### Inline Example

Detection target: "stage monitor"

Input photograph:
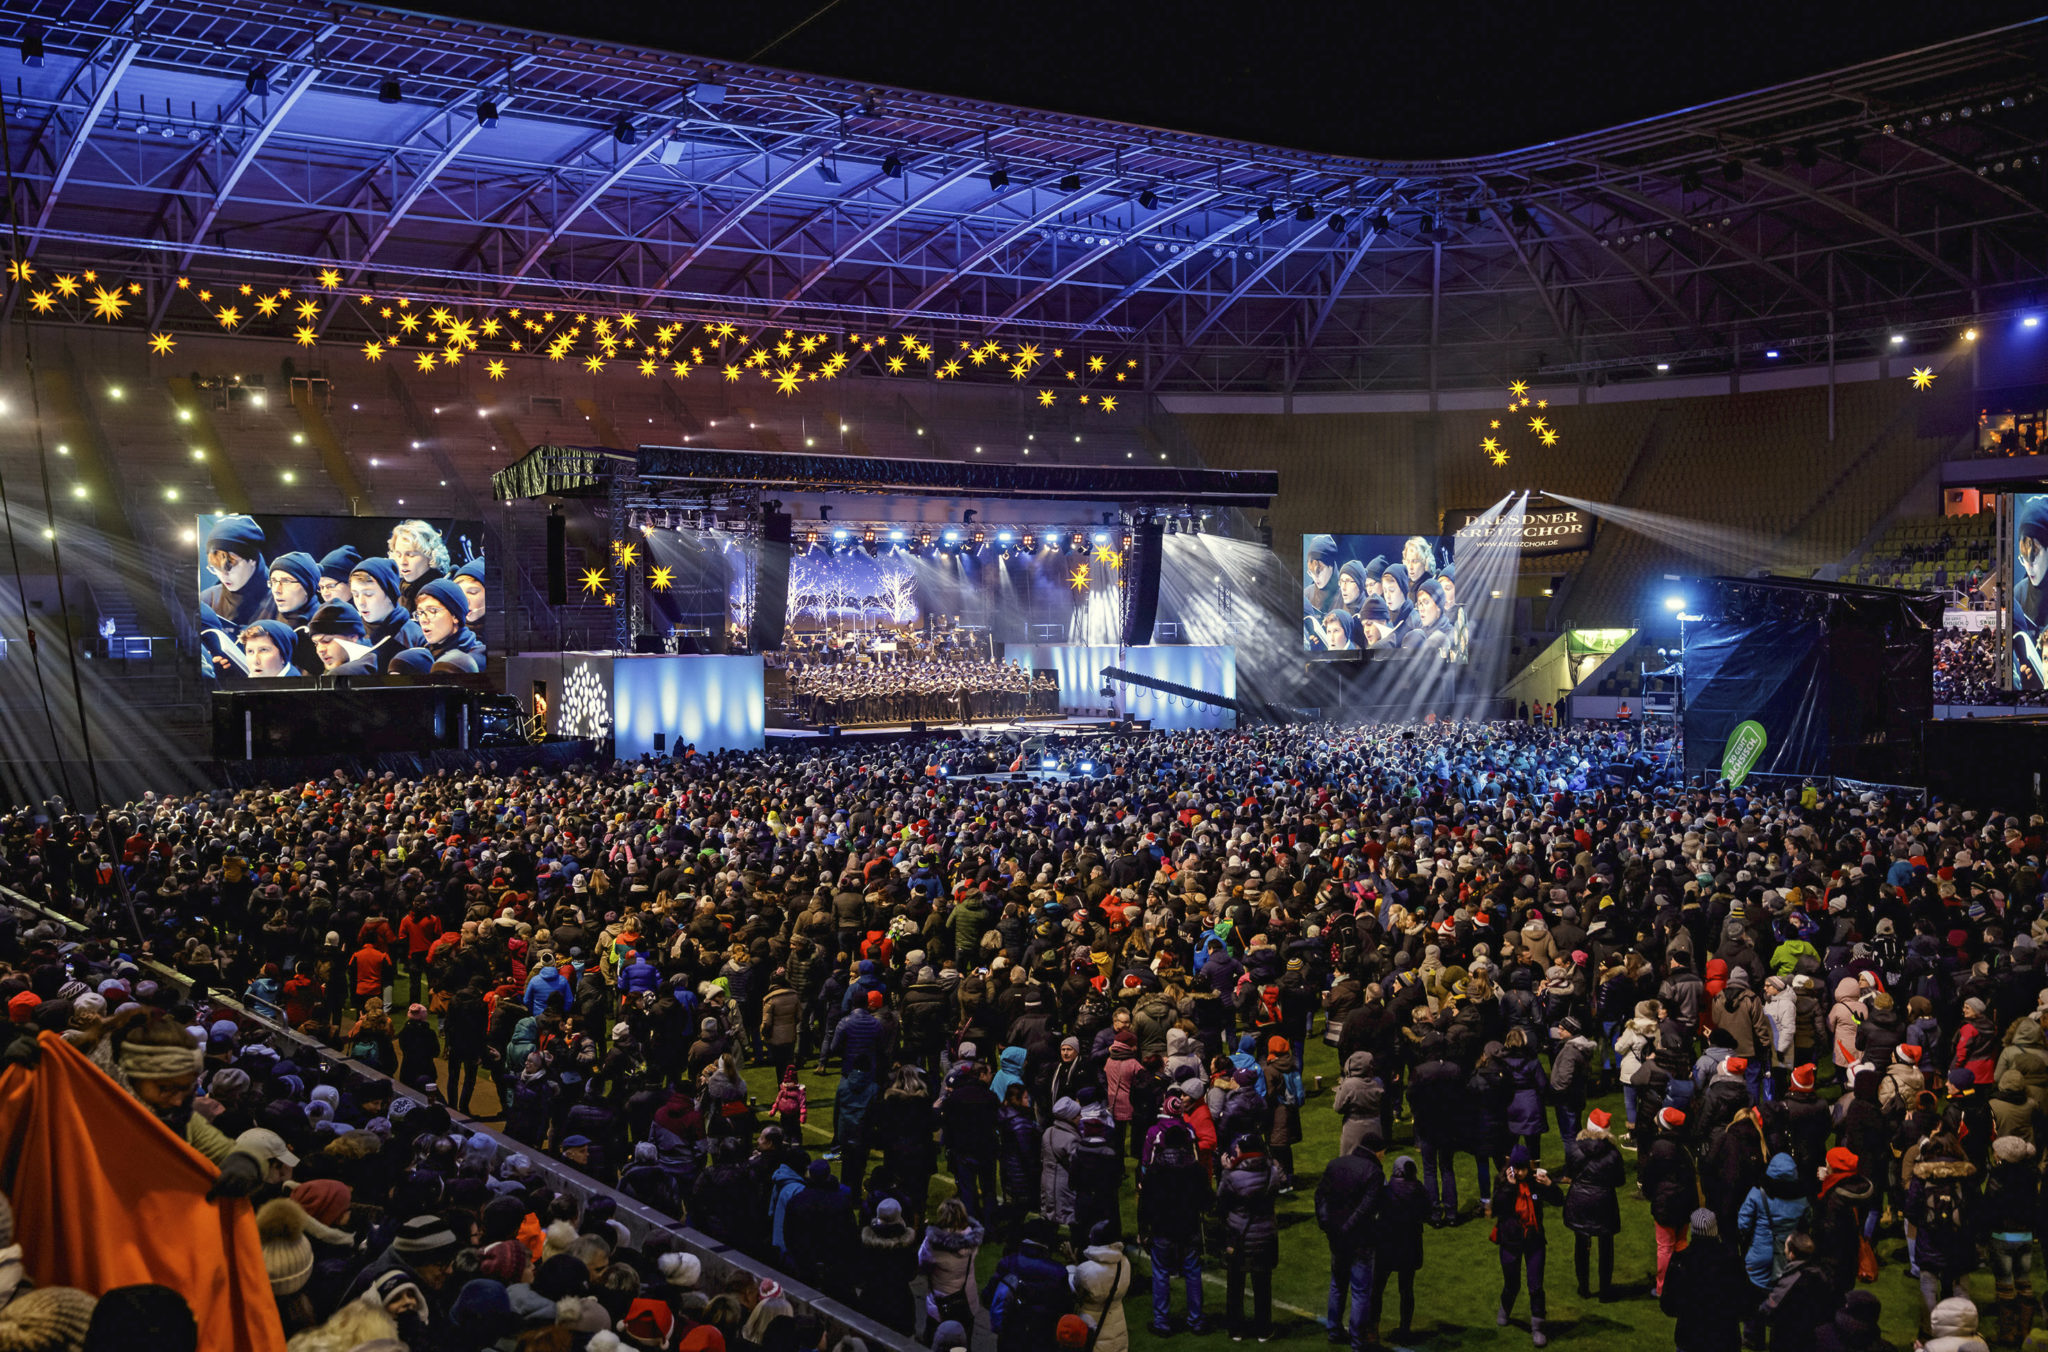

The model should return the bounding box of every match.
[1301,532,1467,661]
[2013,492,2048,691]
[197,514,489,682]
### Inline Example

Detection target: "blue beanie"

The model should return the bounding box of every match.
[318,545,361,585]
[239,619,298,665]
[349,556,403,604]
[268,551,320,599]
[305,602,367,640]
[453,556,486,585]
[205,514,265,559]
[416,578,470,628]
[387,648,434,674]
[2020,497,2048,546]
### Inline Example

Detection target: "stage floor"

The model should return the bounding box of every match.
[765,714,1127,742]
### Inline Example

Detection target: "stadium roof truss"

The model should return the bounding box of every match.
[0,0,2045,394]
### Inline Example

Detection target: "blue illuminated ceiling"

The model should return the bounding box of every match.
[0,0,2045,392]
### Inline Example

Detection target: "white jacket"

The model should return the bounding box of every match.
[1070,1242,1133,1352]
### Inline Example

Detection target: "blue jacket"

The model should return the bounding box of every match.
[1736,1153,1810,1287]
[768,1163,807,1255]
[524,965,571,1017]
[990,1046,1028,1104]
[618,956,661,995]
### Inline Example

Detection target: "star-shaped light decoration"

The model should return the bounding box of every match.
[602,592,616,607]
[1088,355,1106,372]
[671,361,690,378]
[1068,563,1091,590]
[148,332,176,355]
[584,355,606,373]
[639,358,657,376]
[481,318,502,338]
[968,348,989,366]
[430,306,453,327]
[886,356,906,374]
[1909,366,1937,390]
[254,293,281,317]
[1482,436,1500,454]
[580,567,608,595]
[1540,429,1560,446]
[1094,544,1119,563]
[215,305,242,329]
[1491,448,1511,467]
[53,274,79,297]
[89,286,129,321]
[362,340,384,361]
[1016,343,1041,365]
[940,359,962,379]
[1011,363,1030,381]
[26,290,54,313]
[1099,395,1118,412]
[1528,416,1548,433]
[294,326,317,347]
[486,359,507,380]
[440,347,462,366]
[649,566,674,592]
[398,312,421,334]
[317,267,342,289]
[1078,394,1091,405]
[1509,379,1529,397]
[415,351,437,371]
[5,261,32,282]
[1537,399,1549,409]
[723,365,742,382]
[774,367,804,396]
[238,283,253,296]
[1490,419,1501,429]
[295,300,319,319]
[1038,390,1057,407]
[616,543,639,568]
[127,281,142,295]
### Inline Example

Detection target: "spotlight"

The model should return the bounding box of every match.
[1509,202,1532,228]
[1257,202,1276,223]
[1295,202,1315,222]
[1964,329,1978,341]
[20,25,43,66]
[1078,760,1095,775]
[1138,188,1157,210]
[245,67,269,97]
[943,529,960,544]
[1045,533,1062,547]
[1758,145,1784,169]
[805,529,818,546]
[1092,531,1109,546]
[832,528,850,542]
[1721,158,1744,182]
[971,530,985,549]
[882,154,903,177]
[996,530,1014,544]
[1059,172,1081,191]
[1327,212,1346,233]
[1464,206,1480,225]
[988,166,1009,190]
[1890,333,1906,344]
[1664,595,1687,612]
[1655,362,1670,372]
[1370,212,1392,232]
[2026,316,2042,329]
[1765,349,1779,358]
[1041,759,1057,770]
[477,97,499,128]
[613,116,637,145]
[889,528,906,542]
[1021,533,1036,552]
[378,75,403,104]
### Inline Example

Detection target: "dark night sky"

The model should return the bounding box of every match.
[413,0,2046,159]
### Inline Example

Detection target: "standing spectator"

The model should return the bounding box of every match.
[1068,1224,1131,1352]
[940,1059,1000,1224]
[996,1083,1043,1239]
[1661,1209,1749,1352]
[1906,1133,1979,1319]
[917,1197,983,1332]
[858,1197,920,1337]
[1641,1107,1698,1295]
[1738,1154,1811,1346]
[1374,1154,1431,1343]
[1562,1109,1625,1301]
[1981,1135,2038,1343]
[1408,1035,1468,1225]
[988,1219,1073,1352]
[1137,1119,1211,1335]
[395,1003,439,1091]
[1491,1144,1563,1347]
[1501,1029,1550,1161]
[1215,1134,1284,1342]
[1316,1126,1386,1348]
[1756,1233,1839,1351]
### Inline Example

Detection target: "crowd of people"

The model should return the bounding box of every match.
[786,660,1054,726]
[0,717,2044,1352]
[1934,629,2012,706]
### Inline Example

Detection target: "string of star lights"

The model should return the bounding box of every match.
[1480,379,1562,468]
[3,256,1136,411]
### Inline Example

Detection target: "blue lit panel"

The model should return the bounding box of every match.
[1121,645,1236,729]
[611,655,765,756]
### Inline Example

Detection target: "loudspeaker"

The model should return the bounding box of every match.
[1121,521,1164,645]
[750,510,793,651]
[632,633,666,654]
[910,720,928,733]
[546,511,567,605]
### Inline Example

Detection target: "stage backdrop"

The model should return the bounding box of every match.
[196,513,488,680]
[507,652,763,756]
[1004,643,1236,729]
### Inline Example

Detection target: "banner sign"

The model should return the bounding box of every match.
[1943,609,1999,631]
[1722,719,1768,787]
[1446,505,1595,555]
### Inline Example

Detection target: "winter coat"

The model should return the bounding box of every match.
[1906,1154,1979,1275]
[1640,1133,1701,1229]
[990,1238,1071,1352]
[1563,1132,1626,1237]
[1549,1034,1597,1108]
[1263,1051,1301,1149]
[1376,1171,1431,1272]
[1040,1099,1081,1224]
[1736,1153,1810,1288]
[1332,1051,1385,1156]
[918,1222,984,1311]
[1068,1243,1132,1352]
[1661,1233,1749,1352]
[997,1104,1042,1208]
[991,1045,1028,1104]
[1616,1017,1658,1084]
[1924,1294,1992,1352]
[1827,979,1865,1068]
[1315,1147,1387,1249]
[1214,1153,1284,1270]
[859,1217,921,1334]
[1489,1172,1563,1253]
[1710,985,1770,1060]
[1502,1044,1549,1137]
[1469,1061,1515,1156]
[1104,1043,1141,1123]
[1998,1018,2048,1111]
[1813,1173,1876,1295]
[1763,988,1798,1068]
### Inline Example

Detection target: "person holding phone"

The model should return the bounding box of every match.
[1492,1143,1564,1347]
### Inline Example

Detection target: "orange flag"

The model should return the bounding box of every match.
[0,1032,286,1352]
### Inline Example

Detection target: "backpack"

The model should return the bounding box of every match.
[1919,1175,1967,1236]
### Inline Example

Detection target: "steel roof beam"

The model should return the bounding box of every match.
[774,160,983,315]
[886,175,1115,322]
[992,189,1221,325]
[22,4,153,257]
[644,148,827,295]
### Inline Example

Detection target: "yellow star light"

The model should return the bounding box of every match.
[509,340,522,352]
[1537,398,1549,409]
[4,261,31,282]
[580,567,608,595]
[89,286,129,321]
[415,351,437,372]
[1909,366,1937,390]
[278,287,291,297]
[1068,563,1090,590]
[484,359,507,380]
[176,277,191,290]
[53,274,79,297]
[619,313,638,331]
[1540,429,1560,446]
[1011,363,1030,380]
[441,347,462,366]
[1066,371,1076,380]
[381,307,393,319]
[481,318,502,337]
[1038,390,1056,407]
[1053,348,1064,358]
[359,293,372,303]
[295,300,318,319]
[362,340,384,361]
[1482,437,1500,453]
[294,325,317,347]
[671,361,690,378]
[649,565,674,592]
[1088,355,1106,372]
[1509,380,1529,397]
[1127,359,1137,368]
[1016,343,1041,364]
[80,269,96,282]
[723,364,742,382]
[253,293,281,316]
[215,305,242,329]
[1078,394,1091,405]
[26,290,54,314]
[1100,395,1118,412]
[148,332,176,355]
[1490,419,1501,429]
[443,318,474,346]
[798,336,818,354]
[941,359,963,378]
[967,347,989,366]
[1095,544,1119,563]
[429,306,453,327]
[774,366,804,395]
[1491,449,1511,467]
[234,283,250,296]
[317,267,342,290]
[602,592,616,607]
[398,312,421,334]
[198,289,212,302]
[128,282,141,295]
[617,543,639,567]
[584,355,606,373]
[886,355,906,373]
[1528,416,1548,432]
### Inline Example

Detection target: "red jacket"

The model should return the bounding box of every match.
[398,913,443,959]
[350,945,394,997]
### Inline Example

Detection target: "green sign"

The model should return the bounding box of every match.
[1722,720,1768,787]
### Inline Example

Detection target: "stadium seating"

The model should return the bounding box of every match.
[1839,512,1994,598]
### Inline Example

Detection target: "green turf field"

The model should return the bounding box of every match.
[742,1034,1979,1348]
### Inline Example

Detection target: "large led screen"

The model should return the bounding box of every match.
[197,514,488,680]
[1301,532,1466,660]
[2014,493,2048,691]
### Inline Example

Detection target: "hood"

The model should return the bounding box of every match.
[773,1163,805,1188]
[1052,1096,1081,1124]
[862,1221,916,1250]
[2011,1019,2045,1050]
[1343,1051,1375,1078]
[1834,977,1863,1002]
[1081,1242,1125,1264]
[1765,1152,1798,1183]
[1930,1295,1979,1340]
[923,1222,984,1254]
[998,1046,1028,1073]
[1912,1155,1978,1182]
[1166,1028,1193,1056]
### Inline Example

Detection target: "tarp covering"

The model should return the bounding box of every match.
[1680,619,1833,781]
[0,1032,286,1352]
[490,444,631,501]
